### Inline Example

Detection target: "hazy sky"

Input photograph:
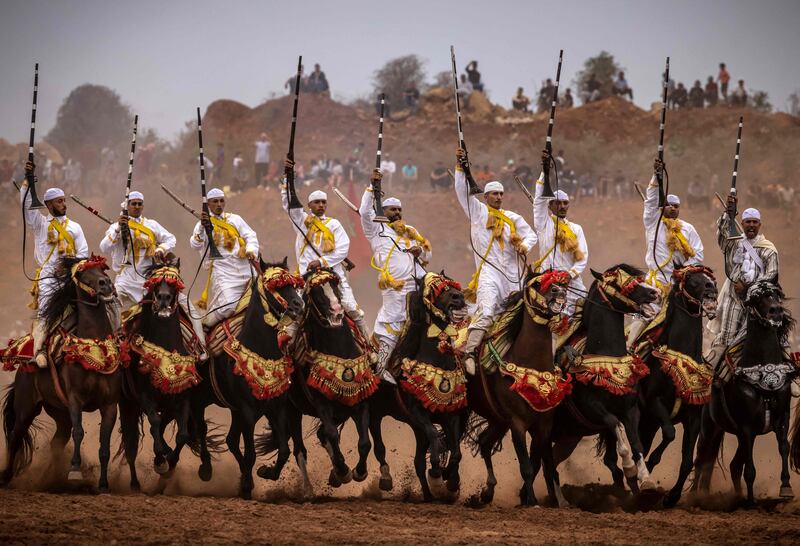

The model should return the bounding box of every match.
[1,0,798,143]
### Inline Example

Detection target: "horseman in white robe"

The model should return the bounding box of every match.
[360,169,432,382]
[454,149,537,374]
[707,199,779,379]
[21,161,89,368]
[189,187,259,327]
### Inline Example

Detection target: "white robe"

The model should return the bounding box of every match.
[533,173,588,315]
[454,169,537,330]
[189,212,259,325]
[280,186,357,313]
[21,185,89,316]
[99,216,176,305]
[643,176,704,288]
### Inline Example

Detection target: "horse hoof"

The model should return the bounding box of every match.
[446,477,460,493]
[352,468,368,483]
[154,461,170,475]
[340,468,353,485]
[780,486,795,499]
[198,464,213,482]
[429,474,445,497]
[98,483,110,493]
[662,489,680,508]
[240,490,252,501]
[130,482,141,493]
[640,479,656,491]
[480,487,495,505]
[379,477,394,492]
[328,469,342,488]
[67,470,83,482]
[257,465,278,481]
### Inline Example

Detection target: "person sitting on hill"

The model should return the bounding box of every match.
[612,71,633,100]
[671,83,689,109]
[731,80,748,107]
[581,73,602,104]
[538,79,556,112]
[561,88,574,108]
[689,80,705,108]
[704,76,719,107]
[512,87,531,112]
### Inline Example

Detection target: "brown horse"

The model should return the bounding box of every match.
[467,269,573,506]
[2,256,126,491]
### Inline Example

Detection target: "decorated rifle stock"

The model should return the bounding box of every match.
[197,107,222,259]
[728,116,744,238]
[285,55,303,210]
[541,49,564,198]
[450,46,482,196]
[26,63,44,210]
[372,93,389,223]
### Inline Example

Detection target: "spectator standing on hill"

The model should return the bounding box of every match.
[689,80,705,108]
[254,133,271,188]
[215,142,225,181]
[285,64,305,93]
[401,159,418,191]
[457,74,473,109]
[232,152,247,190]
[538,79,555,112]
[403,82,421,112]
[429,162,449,191]
[465,61,483,92]
[582,73,601,104]
[512,87,531,112]
[380,153,397,187]
[612,71,634,100]
[308,64,329,95]
[704,77,719,107]
[717,63,731,102]
[671,83,688,109]
[561,88,574,108]
[731,80,748,107]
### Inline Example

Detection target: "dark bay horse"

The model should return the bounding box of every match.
[635,265,717,507]
[2,256,127,491]
[283,268,377,491]
[694,281,799,505]
[467,269,573,507]
[551,264,660,494]
[368,271,469,500]
[118,258,204,489]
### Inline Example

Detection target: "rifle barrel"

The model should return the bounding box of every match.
[26,63,44,209]
[541,49,563,198]
[197,107,222,259]
[285,55,303,209]
[372,93,389,222]
[70,195,113,224]
[450,45,482,195]
[120,115,138,263]
[727,117,744,237]
[656,57,670,207]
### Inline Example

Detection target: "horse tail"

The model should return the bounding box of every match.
[115,397,144,462]
[187,418,226,457]
[2,385,35,475]
[255,423,279,457]
[595,432,610,458]
[464,412,503,456]
[789,401,800,472]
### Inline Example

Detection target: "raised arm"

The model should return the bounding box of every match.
[99,222,119,255]
[533,171,554,235]
[454,167,486,224]
[359,187,379,239]
[19,182,45,230]
[643,175,661,229]
[514,214,538,255]
[280,180,307,232]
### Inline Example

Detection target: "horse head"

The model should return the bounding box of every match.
[143,255,183,319]
[672,265,718,319]
[69,255,115,305]
[303,267,344,328]
[526,268,571,317]
[420,271,467,325]
[745,281,793,333]
[590,264,659,316]
[258,256,305,323]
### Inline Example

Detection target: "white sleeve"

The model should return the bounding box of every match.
[73,226,89,258]
[532,171,553,236]
[99,222,120,255]
[686,225,704,265]
[236,216,259,254]
[515,214,537,254]
[190,221,206,251]
[572,225,589,277]
[359,188,379,239]
[20,184,45,231]
[323,220,349,269]
[152,220,176,252]
[643,175,660,229]
[454,168,486,225]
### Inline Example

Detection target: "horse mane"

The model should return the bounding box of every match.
[389,290,425,365]
[40,256,85,332]
[746,282,796,345]
[611,263,646,278]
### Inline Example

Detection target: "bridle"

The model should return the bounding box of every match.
[303,269,342,329]
[70,256,112,308]
[595,268,647,312]
[421,272,462,323]
[523,270,570,327]
[143,265,185,316]
[746,286,786,329]
[257,266,304,327]
[672,265,716,318]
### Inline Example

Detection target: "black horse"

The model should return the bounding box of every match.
[368,271,469,500]
[552,264,660,494]
[635,265,717,507]
[118,257,204,490]
[280,267,377,492]
[694,281,799,505]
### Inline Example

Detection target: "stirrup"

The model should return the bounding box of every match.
[464,355,476,376]
[32,351,48,369]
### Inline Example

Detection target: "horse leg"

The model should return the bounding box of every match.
[352,404,371,482]
[510,418,537,506]
[416,408,444,496]
[621,408,656,491]
[664,413,700,508]
[67,396,85,482]
[443,414,464,494]
[412,427,433,501]
[237,409,258,500]
[369,412,393,491]
[601,431,625,492]
[117,397,142,491]
[191,398,213,481]
[693,406,724,493]
[317,406,350,486]
[644,400,676,472]
[477,423,506,505]
[289,408,314,500]
[0,384,42,486]
[730,442,745,497]
[775,412,794,498]
[44,406,71,470]
[226,415,244,466]
[140,391,170,475]
[740,429,757,506]
[167,398,192,471]
[256,405,291,481]
[97,402,117,492]
[533,422,567,507]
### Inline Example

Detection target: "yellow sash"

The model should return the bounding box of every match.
[210,215,246,258]
[646,218,695,288]
[30,219,76,309]
[302,215,335,254]
[388,220,431,253]
[533,216,584,271]
[465,208,523,303]
[370,246,404,290]
[128,218,156,263]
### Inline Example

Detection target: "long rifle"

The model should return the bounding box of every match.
[541,49,564,198]
[197,107,222,259]
[450,46,482,195]
[727,116,744,238]
[656,57,670,207]
[371,93,389,223]
[714,192,744,235]
[120,115,138,264]
[161,183,201,219]
[70,195,113,224]
[285,55,303,209]
[26,63,44,209]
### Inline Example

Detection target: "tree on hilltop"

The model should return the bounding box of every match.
[750,90,772,113]
[373,55,427,113]
[573,51,623,104]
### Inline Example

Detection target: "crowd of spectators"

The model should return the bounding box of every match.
[284,63,330,96]
[668,63,749,109]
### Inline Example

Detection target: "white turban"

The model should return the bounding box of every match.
[128,191,144,201]
[308,190,327,202]
[742,207,761,221]
[666,194,680,206]
[207,188,225,199]
[553,190,569,201]
[383,197,401,207]
[484,181,504,193]
[43,188,64,201]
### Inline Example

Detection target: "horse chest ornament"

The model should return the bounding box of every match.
[126,335,201,394]
[400,358,467,412]
[223,338,293,400]
[306,350,379,406]
[652,346,713,404]
[735,363,796,392]
[570,354,649,395]
[63,334,128,374]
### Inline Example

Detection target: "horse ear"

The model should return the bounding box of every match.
[526,264,534,279]
[259,255,267,269]
[439,269,445,276]
[590,268,603,281]
[280,256,288,269]
[175,257,181,270]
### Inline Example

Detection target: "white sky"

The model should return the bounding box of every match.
[1,0,798,142]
